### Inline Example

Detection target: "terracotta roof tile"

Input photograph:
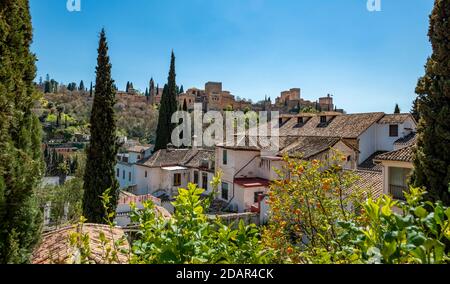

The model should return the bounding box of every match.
[375,145,415,163]
[32,224,130,264]
[394,132,417,147]
[280,136,341,159]
[378,114,413,124]
[278,112,385,138]
[353,170,384,200]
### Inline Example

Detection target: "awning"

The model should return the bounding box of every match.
[162,166,188,171]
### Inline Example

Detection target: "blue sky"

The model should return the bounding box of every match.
[30,0,434,113]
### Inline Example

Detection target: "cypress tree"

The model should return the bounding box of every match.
[411,98,420,122]
[126,81,130,93]
[79,80,85,91]
[154,52,178,151]
[412,0,450,205]
[394,104,401,114]
[179,85,184,94]
[82,29,120,223]
[0,0,44,263]
[89,81,93,97]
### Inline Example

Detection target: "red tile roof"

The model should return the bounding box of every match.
[32,224,130,264]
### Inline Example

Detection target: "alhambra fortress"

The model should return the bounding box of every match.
[119,80,339,114]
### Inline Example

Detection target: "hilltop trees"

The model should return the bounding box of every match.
[155,52,178,151]
[412,0,450,205]
[82,29,120,223]
[0,0,44,263]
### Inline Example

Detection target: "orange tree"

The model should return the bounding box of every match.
[262,153,367,264]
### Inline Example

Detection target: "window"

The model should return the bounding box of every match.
[389,125,399,137]
[117,168,120,177]
[145,171,148,178]
[122,170,125,180]
[202,173,208,191]
[173,173,181,187]
[254,192,264,203]
[129,172,132,182]
[297,117,303,125]
[223,150,228,165]
[222,183,229,200]
[320,116,327,124]
[194,171,199,184]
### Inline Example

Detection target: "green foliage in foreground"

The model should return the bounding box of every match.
[337,188,450,264]
[130,183,273,264]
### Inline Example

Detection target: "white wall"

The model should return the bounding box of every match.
[358,124,378,164]
[230,185,268,213]
[376,118,416,152]
[217,148,260,184]
[115,163,134,189]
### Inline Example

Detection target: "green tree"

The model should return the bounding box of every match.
[0,0,44,264]
[89,82,93,97]
[182,99,188,111]
[394,104,401,114]
[262,154,365,264]
[413,0,450,205]
[154,51,178,151]
[79,80,85,92]
[82,29,119,224]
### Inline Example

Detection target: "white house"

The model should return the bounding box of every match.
[115,145,153,190]
[374,133,416,201]
[132,148,216,197]
[216,112,417,214]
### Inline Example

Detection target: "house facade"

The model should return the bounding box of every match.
[374,134,416,201]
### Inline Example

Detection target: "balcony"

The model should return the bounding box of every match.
[389,185,409,201]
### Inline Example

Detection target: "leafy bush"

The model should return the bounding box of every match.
[130,183,273,264]
[262,154,366,264]
[338,188,450,264]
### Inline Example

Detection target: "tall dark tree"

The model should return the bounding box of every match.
[394,104,401,114]
[179,85,184,94]
[126,81,130,93]
[155,52,178,151]
[82,29,120,223]
[412,0,450,205]
[44,74,51,93]
[79,80,85,91]
[182,99,188,112]
[0,0,44,263]
[89,81,93,97]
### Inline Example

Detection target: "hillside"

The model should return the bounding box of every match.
[34,91,159,144]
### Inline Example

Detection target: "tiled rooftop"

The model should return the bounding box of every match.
[32,224,130,264]
[278,112,385,138]
[378,113,414,125]
[358,151,387,172]
[280,136,342,159]
[375,145,415,163]
[353,170,384,200]
[394,132,417,148]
